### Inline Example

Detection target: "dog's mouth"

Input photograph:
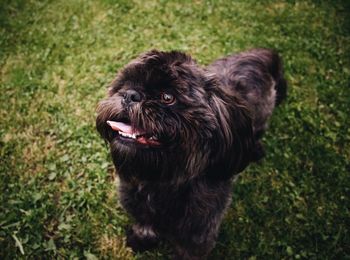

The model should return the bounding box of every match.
[107,121,161,147]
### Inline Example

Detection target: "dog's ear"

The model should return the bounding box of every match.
[205,78,254,179]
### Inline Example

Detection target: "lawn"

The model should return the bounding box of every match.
[0,0,349,259]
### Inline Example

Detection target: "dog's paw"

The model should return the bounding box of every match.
[126,224,159,252]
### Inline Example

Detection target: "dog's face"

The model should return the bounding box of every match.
[96,50,253,182]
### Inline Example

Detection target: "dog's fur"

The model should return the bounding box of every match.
[96,48,286,259]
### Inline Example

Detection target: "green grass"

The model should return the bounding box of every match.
[0,0,349,258]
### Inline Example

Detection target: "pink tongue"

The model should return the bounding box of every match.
[107,121,133,134]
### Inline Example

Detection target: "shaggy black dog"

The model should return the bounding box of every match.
[96,49,286,259]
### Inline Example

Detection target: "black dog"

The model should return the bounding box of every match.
[96,49,286,259]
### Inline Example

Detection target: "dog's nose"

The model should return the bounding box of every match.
[123,90,142,104]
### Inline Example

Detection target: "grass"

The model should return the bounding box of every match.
[0,0,349,258]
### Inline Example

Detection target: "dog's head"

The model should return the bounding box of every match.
[96,50,253,182]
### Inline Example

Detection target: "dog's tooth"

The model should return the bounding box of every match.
[121,132,135,139]
[118,130,143,140]
[121,132,128,138]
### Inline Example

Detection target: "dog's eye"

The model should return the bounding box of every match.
[160,93,175,105]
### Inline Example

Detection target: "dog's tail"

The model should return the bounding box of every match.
[269,50,287,106]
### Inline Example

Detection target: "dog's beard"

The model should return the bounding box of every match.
[96,94,216,182]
